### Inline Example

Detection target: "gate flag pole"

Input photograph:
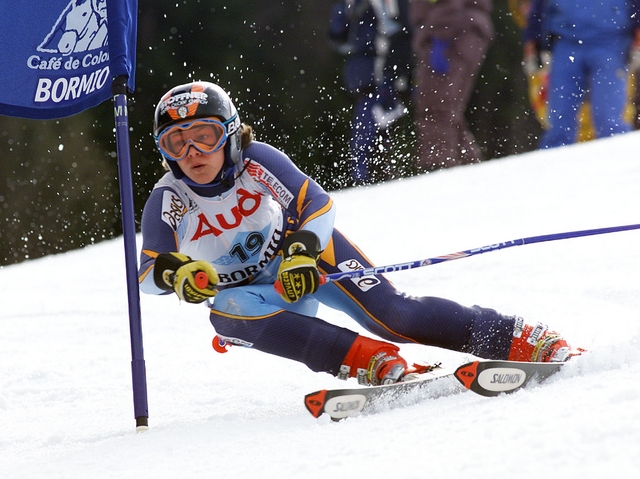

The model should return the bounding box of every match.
[107,0,148,432]
[111,76,149,431]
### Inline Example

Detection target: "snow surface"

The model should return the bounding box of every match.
[1,132,640,479]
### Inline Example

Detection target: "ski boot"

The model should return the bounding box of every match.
[338,335,406,385]
[508,319,583,363]
[339,335,430,385]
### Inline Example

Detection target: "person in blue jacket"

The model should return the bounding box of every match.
[138,81,580,388]
[523,0,640,148]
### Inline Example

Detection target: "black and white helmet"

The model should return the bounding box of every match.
[153,81,243,171]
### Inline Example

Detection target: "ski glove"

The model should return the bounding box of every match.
[430,39,450,75]
[154,252,219,304]
[277,231,322,303]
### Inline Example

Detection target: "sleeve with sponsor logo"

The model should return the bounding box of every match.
[243,142,335,248]
[138,187,185,295]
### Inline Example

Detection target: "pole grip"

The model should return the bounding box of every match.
[194,271,210,289]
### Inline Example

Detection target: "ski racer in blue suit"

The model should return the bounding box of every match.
[138,81,579,387]
[523,0,640,148]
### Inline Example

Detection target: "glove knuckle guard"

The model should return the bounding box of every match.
[281,231,321,259]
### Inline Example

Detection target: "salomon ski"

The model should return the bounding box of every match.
[304,360,565,420]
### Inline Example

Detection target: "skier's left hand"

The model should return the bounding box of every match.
[276,231,322,303]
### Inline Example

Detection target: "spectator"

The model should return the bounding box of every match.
[523,0,640,149]
[409,0,494,171]
[513,0,593,140]
[329,0,413,185]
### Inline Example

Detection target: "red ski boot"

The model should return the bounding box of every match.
[339,335,410,385]
[508,319,583,363]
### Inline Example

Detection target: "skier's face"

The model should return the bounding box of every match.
[176,143,226,185]
[157,117,229,184]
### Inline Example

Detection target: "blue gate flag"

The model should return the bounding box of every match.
[0,0,146,429]
[0,0,137,120]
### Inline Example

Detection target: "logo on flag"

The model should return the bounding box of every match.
[29,0,110,105]
[0,0,137,120]
[38,0,108,55]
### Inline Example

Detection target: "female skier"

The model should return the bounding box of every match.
[138,81,579,386]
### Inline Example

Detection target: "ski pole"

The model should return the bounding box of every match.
[275,223,640,292]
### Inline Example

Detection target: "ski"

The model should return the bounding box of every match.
[454,359,564,397]
[304,364,461,420]
[304,360,565,420]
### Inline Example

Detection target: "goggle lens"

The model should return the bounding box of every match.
[157,119,228,161]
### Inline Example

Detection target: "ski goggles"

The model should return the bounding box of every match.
[156,118,232,161]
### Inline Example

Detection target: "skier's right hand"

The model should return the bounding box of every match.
[154,252,218,303]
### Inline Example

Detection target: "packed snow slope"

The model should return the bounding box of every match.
[1,132,640,479]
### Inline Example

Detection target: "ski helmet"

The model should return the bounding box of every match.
[153,81,243,181]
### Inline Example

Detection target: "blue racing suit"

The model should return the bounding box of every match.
[139,141,518,377]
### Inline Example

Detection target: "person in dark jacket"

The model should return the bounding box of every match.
[523,0,640,148]
[329,0,413,184]
[409,0,494,171]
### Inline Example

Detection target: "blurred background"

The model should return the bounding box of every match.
[0,0,542,266]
